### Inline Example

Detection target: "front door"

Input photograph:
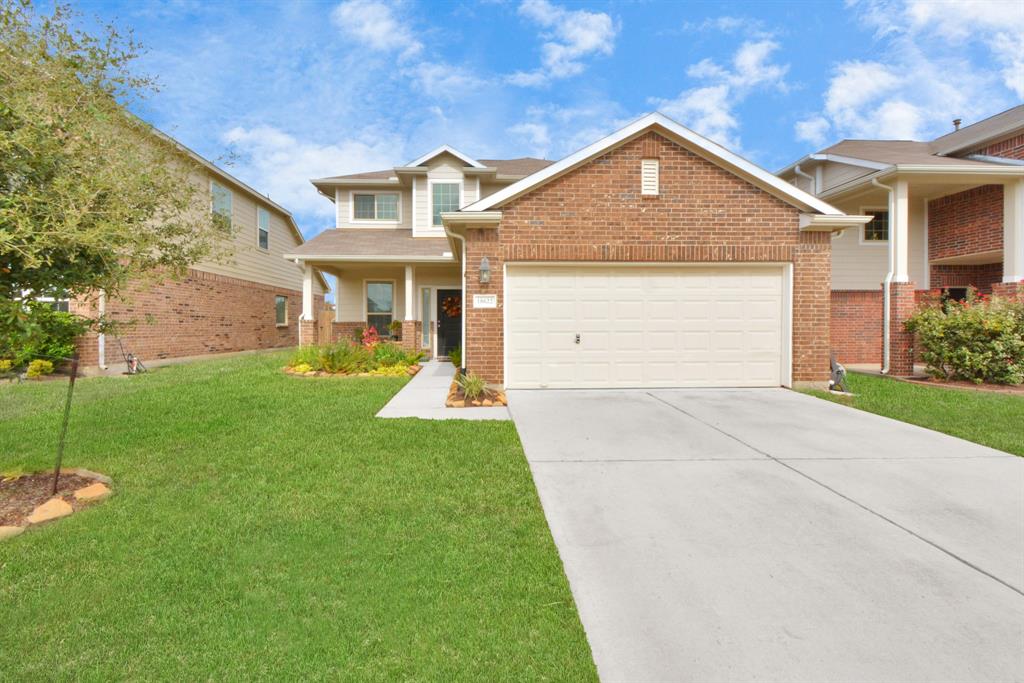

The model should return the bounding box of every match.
[436,289,462,358]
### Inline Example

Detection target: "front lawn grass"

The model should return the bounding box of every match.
[0,352,596,681]
[803,372,1024,456]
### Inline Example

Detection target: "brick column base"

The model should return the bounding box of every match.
[888,282,917,376]
[992,281,1022,300]
[332,321,363,343]
[299,319,317,346]
[400,321,421,351]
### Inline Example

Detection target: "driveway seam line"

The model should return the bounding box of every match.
[646,392,1024,599]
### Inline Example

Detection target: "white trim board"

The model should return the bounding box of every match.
[463,112,844,216]
[407,145,485,169]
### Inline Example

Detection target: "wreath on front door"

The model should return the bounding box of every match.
[442,295,461,318]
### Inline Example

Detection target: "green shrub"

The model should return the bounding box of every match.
[448,346,462,368]
[456,371,487,401]
[319,342,375,374]
[373,342,409,367]
[26,359,54,378]
[367,363,409,376]
[905,291,1024,384]
[291,362,313,374]
[289,345,322,371]
[0,302,89,368]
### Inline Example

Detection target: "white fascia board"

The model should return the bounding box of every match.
[312,178,401,186]
[282,254,455,263]
[464,112,844,216]
[440,210,502,227]
[406,145,485,168]
[799,213,873,231]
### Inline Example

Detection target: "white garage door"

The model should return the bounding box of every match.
[506,265,787,389]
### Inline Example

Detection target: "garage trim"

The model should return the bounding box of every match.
[503,261,794,389]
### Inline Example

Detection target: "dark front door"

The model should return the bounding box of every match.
[436,289,462,358]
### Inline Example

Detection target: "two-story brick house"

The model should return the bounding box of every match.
[288,113,869,389]
[777,104,1024,374]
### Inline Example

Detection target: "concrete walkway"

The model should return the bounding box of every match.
[376,360,510,420]
[510,388,1024,683]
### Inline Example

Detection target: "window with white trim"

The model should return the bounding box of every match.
[641,158,659,195]
[211,180,232,229]
[275,295,288,326]
[353,192,399,221]
[366,281,394,333]
[257,207,270,250]
[863,210,889,242]
[432,182,460,226]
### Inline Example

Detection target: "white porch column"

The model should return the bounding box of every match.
[404,265,415,320]
[301,263,314,320]
[334,272,342,322]
[1004,178,1024,283]
[892,179,911,283]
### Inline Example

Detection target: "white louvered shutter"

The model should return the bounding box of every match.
[641,158,659,195]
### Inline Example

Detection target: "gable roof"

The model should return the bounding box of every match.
[311,157,554,184]
[406,144,485,168]
[931,104,1024,156]
[819,140,1000,167]
[463,112,843,215]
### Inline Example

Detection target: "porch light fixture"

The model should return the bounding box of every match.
[479,256,491,284]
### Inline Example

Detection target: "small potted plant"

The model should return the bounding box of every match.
[388,320,403,341]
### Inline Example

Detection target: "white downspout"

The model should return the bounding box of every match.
[443,224,467,372]
[97,291,107,370]
[872,178,895,374]
[794,164,816,194]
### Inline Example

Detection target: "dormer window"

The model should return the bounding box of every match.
[352,192,399,222]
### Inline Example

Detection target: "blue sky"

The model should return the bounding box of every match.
[76,0,1023,238]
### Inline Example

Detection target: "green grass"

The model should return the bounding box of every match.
[0,352,596,681]
[803,372,1024,456]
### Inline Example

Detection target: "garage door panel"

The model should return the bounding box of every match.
[507,265,785,389]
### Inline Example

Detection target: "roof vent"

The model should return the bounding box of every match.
[953,118,962,131]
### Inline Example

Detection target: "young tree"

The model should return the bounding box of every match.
[0,0,230,348]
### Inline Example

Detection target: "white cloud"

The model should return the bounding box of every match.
[405,61,487,98]
[507,122,551,157]
[507,101,631,158]
[508,0,618,86]
[222,126,405,226]
[798,0,1021,145]
[679,15,772,38]
[651,39,789,149]
[331,0,422,59]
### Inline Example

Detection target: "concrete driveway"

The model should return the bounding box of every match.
[508,388,1024,683]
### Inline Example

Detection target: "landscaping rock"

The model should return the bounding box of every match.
[74,483,111,501]
[0,525,25,540]
[61,467,113,485]
[26,498,73,525]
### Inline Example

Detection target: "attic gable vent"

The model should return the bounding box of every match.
[641,158,659,196]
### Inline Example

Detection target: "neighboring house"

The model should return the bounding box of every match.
[778,105,1024,374]
[288,113,868,389]
[73,139,329,371]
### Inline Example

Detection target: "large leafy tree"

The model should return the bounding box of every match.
[0,0,230,344]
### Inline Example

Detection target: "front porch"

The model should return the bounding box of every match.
[285,228,462,359]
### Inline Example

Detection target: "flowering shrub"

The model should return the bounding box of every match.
[360,326,381,348]
[905,289,1024,384]
[26,359,55,378]
[288,340,422,375]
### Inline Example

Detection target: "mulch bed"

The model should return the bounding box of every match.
[445,378,508,408]
[897,376,1024,396]
[0,472,94,526]
[283,365,422,378]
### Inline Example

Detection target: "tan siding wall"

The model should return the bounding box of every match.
[194,170,326,294]
[333,265,459,323]
[828,197,927,289]
[334,185,411,229]
[820,162,873,193]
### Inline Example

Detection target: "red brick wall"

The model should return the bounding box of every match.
[831,290,882,364]
[463,131,830,385]
[971,133,1024,160]
[928,185,1003,261]
[72,269,324,367]
[929,262,1003,293]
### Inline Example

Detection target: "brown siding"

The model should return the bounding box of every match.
[463,131,830,385]
[72,268,324,367]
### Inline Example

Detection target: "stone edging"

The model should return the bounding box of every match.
[283,365,422,378]
[0,469,113,541]
[445,378,509,408]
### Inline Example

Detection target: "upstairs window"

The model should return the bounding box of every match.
[353,192,399,221]
[211,180,232,229]
[431,182,460,226]
[863,210,889,242]
[257,207,270,250]
[641,159,659,196]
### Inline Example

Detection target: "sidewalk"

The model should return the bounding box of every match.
[376,360,511,420]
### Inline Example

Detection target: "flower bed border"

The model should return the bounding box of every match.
[445,378,508,408]
[283,364,422,378]
[0,468,113,541]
